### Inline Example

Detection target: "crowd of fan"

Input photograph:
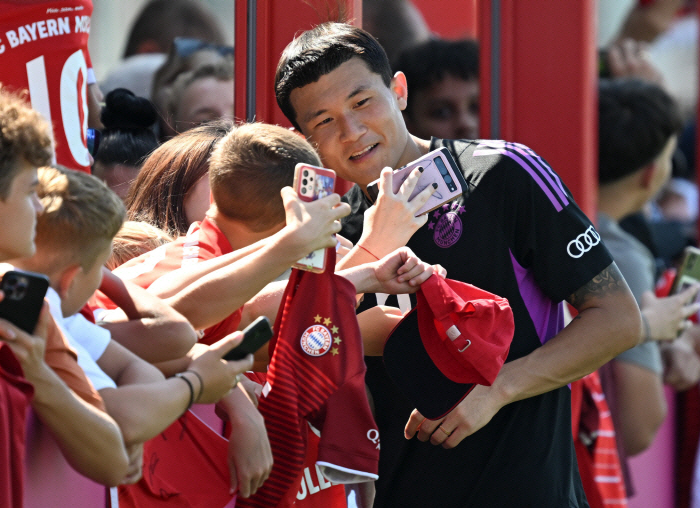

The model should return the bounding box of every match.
[2,1,700,508]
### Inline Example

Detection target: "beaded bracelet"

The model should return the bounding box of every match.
[174,372,195,412]
[185,370,204,403]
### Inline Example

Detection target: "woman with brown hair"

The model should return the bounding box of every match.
[125,120,232,237]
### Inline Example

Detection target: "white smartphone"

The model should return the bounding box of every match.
[365,148,467,216]
[292,163,337,273]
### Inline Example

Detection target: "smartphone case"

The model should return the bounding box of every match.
[292,163,337,273]
[671,246,700,294]
[365,147,467,216]
[0,270,50,333]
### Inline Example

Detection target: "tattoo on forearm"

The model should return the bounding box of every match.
[567,262,626,308]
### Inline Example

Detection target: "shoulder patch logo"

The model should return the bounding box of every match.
[300,325,332,357]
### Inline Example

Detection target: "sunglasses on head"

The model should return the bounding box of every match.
[172,37,234,58]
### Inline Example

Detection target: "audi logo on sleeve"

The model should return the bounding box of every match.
[567,226,601,258]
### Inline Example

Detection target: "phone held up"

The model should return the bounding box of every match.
[365,147,467,217]
[0,269,50,334]
[223,316,274,361]
[671,246,700,295]
[292,163,337,273]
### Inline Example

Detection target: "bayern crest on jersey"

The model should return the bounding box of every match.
[300,325,332,357]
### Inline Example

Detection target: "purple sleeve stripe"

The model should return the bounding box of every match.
[507,142,569,207]
[473,143,564,211]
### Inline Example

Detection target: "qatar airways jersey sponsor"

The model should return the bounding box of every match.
[0,0,94,172]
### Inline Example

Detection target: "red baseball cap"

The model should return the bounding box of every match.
[383,276,514,419]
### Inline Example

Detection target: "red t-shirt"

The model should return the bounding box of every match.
[100,218,242,345]
[0,345,34,508]
[0,0,94,172]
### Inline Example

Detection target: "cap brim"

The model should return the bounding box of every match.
[383,309,475,420]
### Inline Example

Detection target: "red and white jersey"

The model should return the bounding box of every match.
[238,257,379,508]
[282,423,347,508]
[0,0,94,172]
[98,218,243,345]
[242,373,348,508]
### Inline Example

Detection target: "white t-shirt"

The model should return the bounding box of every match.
[45,287,116,390]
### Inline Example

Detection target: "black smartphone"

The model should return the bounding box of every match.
[0,270,50,333]
[223,316,273,361]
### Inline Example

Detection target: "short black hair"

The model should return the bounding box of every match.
[395,38,478,119]
[95,88,159,168]
[275,22,392,131]
[598,78,682,184]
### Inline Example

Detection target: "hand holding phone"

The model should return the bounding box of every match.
[0,270,50,334]
[365,148,467,216]
[223,316,274,361]
[292,163,337,273]
[672,246,700,295]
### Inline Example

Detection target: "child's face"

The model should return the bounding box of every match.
[0,160,43,262]
[61,241,112,318]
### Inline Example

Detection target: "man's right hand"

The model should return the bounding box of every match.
[187,332,254,404]
[641,284,700,342]
[357,166,436,258]
[281,187,350,259]
[661,330,700,391]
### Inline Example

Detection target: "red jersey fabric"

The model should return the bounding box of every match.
[118,410,235,508]
[243,373,348,508]
[281,424,347,508]
[238,250,379,508]
[572,371,628,508]
[0,345,33,508]
[101,218,243,345]
[0,0,94,172]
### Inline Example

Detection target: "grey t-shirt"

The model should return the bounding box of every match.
[597,213,662,373]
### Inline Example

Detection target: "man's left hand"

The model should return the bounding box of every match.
[403,383,505,448]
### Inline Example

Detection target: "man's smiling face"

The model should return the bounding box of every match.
[290,57,414,188]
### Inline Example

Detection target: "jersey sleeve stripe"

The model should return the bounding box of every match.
[506,142,569,206]
[473,141,566,211]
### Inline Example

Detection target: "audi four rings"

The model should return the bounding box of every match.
[567,226,601,259]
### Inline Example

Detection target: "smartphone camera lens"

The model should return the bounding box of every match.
[303,170,309,177]
[302,179,308,185]
[301,187,307,194]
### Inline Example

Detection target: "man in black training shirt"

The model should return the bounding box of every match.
[274,22,641,507]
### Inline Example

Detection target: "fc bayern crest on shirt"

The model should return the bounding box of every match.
[428,202,465,248]
[300,324,333,357]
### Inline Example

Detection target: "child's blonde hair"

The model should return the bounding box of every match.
[36,165,126,271]
[107,220,174,270]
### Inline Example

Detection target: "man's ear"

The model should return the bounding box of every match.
[391,71,408,111]
[640,163,656,189]
[56,264,82,301]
